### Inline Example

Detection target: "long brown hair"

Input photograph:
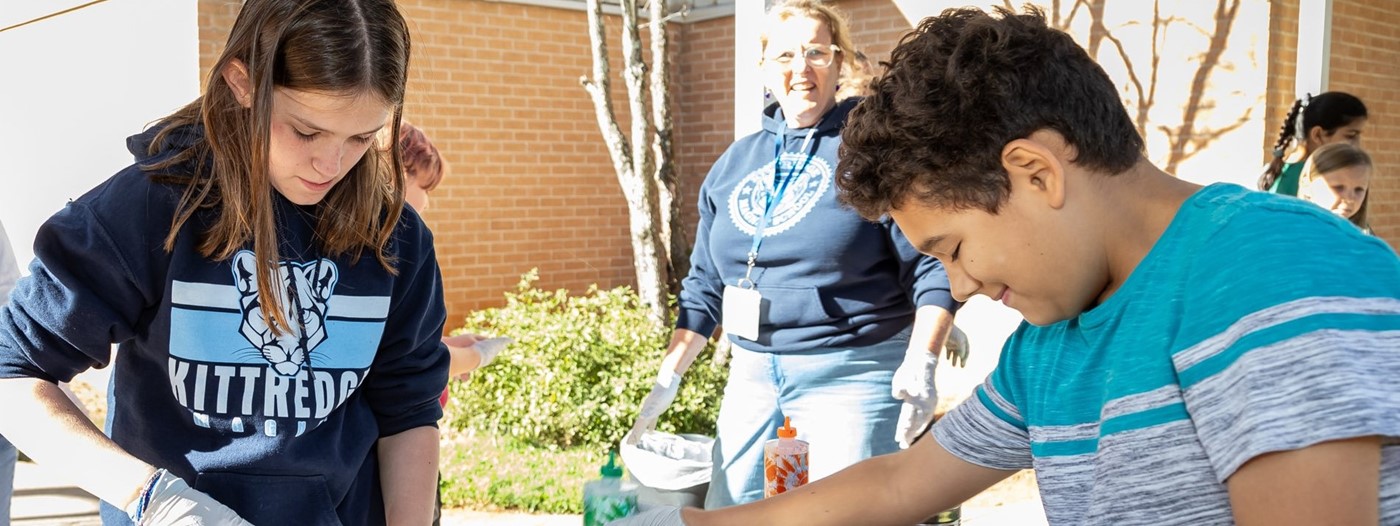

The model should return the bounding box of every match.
[144,0,411,335]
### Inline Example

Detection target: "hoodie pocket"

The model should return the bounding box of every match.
[194,471,343,526]
[755,285,833,328]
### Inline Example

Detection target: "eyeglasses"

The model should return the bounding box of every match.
[762,44,841,70]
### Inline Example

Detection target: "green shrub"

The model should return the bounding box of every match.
[445,270,727,449]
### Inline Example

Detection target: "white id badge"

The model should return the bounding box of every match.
[722,285,763,341]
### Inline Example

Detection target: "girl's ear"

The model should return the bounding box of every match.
[221,59,254,108]
[1306,125,1329,148]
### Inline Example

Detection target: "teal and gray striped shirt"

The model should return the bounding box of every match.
[934,184,1400,525]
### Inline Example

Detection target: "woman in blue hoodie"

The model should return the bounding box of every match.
[0,1,447,524]
[625,0,964,508]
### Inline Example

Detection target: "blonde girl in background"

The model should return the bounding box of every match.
[1297,142,1375,234]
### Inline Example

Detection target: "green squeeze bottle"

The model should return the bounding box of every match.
[583,450,636,525]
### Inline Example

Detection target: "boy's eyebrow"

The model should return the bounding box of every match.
[918,235,947,254]
[289,115,382,137]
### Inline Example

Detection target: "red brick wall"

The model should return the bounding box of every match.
[397,1,643,328]
[198,0,242,85]
[1264,0,1299,161]
[1328,0,1400,247]
[673,17,735,241]
[836,0,912,67]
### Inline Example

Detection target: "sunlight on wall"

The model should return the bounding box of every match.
[0,0,198,269]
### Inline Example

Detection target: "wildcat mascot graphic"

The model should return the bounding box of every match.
[232,250,338,377]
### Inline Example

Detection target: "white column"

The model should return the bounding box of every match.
[1295,0,1333,97]
[734,0,767,139]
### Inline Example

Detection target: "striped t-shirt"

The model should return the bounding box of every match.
[933,184,1400,525]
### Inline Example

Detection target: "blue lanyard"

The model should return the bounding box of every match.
[746,125,817,268]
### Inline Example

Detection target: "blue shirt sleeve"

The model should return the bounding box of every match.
[674,151,732,338]
[0,197,155,382]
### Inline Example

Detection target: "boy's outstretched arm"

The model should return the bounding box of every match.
[1227,436,1381,525]
[680,435,1014,526]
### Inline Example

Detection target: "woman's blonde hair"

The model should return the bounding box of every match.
[761,0,871,100]
[144,0,412,335]
[1299,142,1373,231]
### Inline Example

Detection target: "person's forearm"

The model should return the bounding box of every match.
[911,305,955,353]
[378,425,440,525]
[659,328,709,379]
[684,439,1011,526]
[0,377,156,508]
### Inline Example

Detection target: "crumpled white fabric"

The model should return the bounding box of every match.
[620,431,713,491]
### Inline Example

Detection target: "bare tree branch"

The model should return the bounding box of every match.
[581,0,631,179]
[1085,0,1107,58]
[1164,0,1241,174]
[649,0,686,295]
[1141,0,1163,139]
[620,0,653,186]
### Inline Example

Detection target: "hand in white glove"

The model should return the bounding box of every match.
[944,325,970,368]
[892,347,939,449]
[606,506,686,526]
[624,369,681,446]
[444,334,513,380]
[127,469,253,526]
[471,336,513,368]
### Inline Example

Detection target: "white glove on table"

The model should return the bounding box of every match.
[127,469,253,526]
[892,346,939,449]
[624,369,681,446]
[606,506,685,526]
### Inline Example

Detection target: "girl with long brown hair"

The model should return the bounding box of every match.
[0,1,447,524]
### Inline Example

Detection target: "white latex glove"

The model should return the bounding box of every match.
[127,469,253,526]
[944,325,970,368]
[606,506,685,526]
[892,347,939,449]
[624,369,681,445]
[472,336,513,368]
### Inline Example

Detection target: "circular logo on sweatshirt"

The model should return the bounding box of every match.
[728,153,832,237]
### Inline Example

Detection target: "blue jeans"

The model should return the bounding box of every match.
[704,333,907,508]
[1,433,15,526]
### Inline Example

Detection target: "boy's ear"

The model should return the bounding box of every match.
[221,59,254,108]
[1001,132,1067,210]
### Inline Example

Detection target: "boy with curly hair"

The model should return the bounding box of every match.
[615,6,1400,526]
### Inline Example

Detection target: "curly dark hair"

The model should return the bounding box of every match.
[838,6,1144,219]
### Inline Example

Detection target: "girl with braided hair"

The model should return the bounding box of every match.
[1258,91,1368,195]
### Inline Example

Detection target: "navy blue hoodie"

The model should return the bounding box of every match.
[0,125,449,525]
[676,99,958,352]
